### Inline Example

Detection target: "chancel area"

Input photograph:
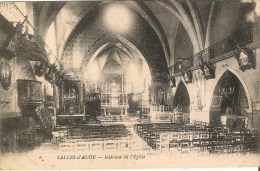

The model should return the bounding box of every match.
[0,1,260,167]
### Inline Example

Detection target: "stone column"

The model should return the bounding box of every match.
[124,107,127,115]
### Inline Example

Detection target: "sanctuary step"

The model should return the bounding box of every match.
[98,115,131,123]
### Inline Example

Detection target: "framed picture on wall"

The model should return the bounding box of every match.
[211,95,223,107]
[0,61,11,90]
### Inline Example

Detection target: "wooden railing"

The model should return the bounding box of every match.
[169,23,258,76]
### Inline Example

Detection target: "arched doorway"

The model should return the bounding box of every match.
[173,82,190,123]
[210,70,249,129]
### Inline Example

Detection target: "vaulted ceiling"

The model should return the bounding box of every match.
[95,43,135,74]
[33,0,257,82]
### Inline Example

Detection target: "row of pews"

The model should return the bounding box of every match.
[65,124,132,140]
[58,137,146,152]
[56,124,148,152]
[134,123,259,153]
[1,126,52,153]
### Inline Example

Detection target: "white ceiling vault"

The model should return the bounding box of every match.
[35,0,256,82]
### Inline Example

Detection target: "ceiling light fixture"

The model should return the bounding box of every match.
[103,3,133,34]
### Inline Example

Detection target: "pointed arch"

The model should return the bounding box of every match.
[46,1,171,65]
[81,35,151,77]
[173,81,191,113]
[209,67,252,112]
[82,36,139,68]
[173,80,190,103]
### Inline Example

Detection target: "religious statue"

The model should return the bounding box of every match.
[111,80,119,96]
[156,86,165,105]
[198,58,215,80]
[234,45,255,71]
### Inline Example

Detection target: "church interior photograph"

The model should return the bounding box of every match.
[0,0,260,169]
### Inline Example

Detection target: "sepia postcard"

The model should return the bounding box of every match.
[0,0,260,170]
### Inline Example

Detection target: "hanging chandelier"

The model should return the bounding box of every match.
[218,72,235,98]
[219,86,235,98]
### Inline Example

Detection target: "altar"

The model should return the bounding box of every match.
[103,106,128,115]
[221,115,248,129]
[100,74,129,116]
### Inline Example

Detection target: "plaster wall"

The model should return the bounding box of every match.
[0,56,36,119]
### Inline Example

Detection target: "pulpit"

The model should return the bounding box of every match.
[17,79,43,105]
[17,80,43,121]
